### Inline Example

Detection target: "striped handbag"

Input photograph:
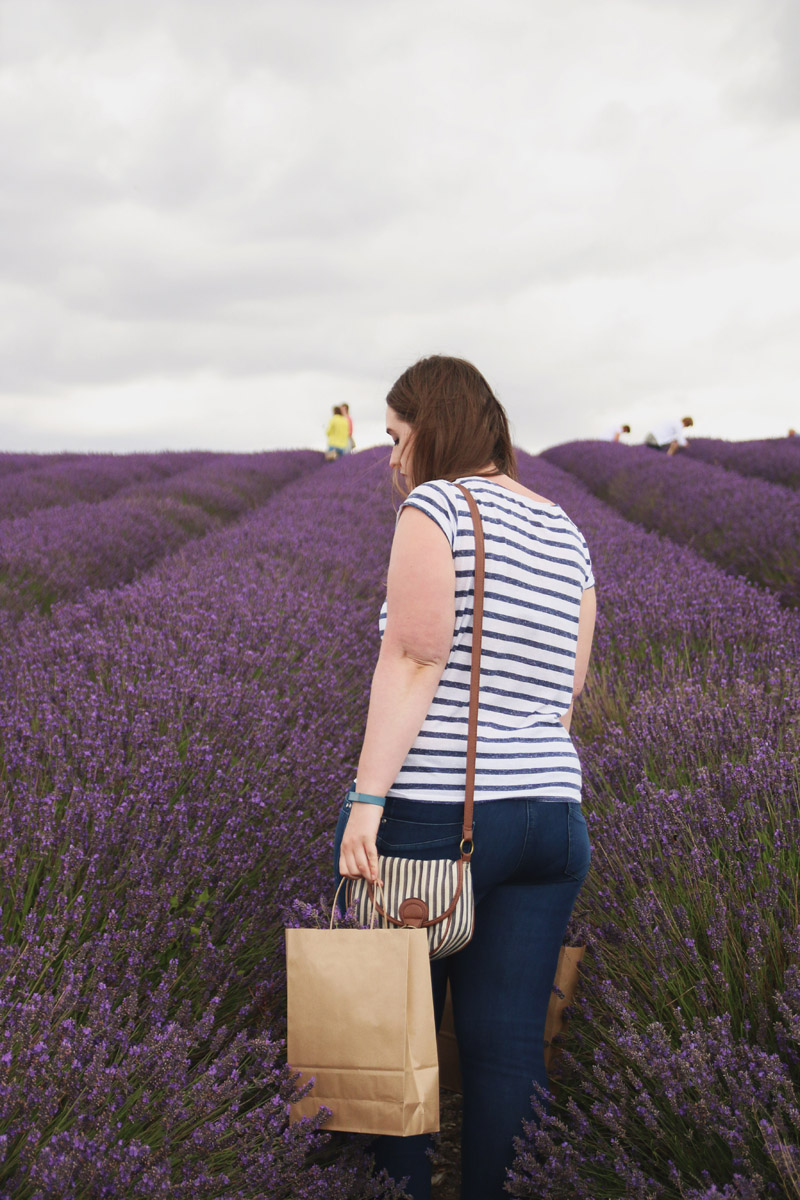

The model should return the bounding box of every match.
[347,483,484,961]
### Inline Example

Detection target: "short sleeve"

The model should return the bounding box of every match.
[577,530,595,590]
[400,480,459,549]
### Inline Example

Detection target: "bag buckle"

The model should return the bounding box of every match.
[398,897,429,928]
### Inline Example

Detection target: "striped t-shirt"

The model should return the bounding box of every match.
[379,476,595,804]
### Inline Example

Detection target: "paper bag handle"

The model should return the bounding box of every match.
[330,876,381,930]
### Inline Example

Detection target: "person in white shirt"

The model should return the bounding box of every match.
[603,424,631,442]
[644,416,693,456]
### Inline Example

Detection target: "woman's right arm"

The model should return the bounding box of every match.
[338,505,455,883]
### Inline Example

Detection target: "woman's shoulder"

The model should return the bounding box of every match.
[401,481,461,541]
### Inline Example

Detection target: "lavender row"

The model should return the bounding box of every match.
[0,450,323,618]
[686,435,800,490]
[508,455,800,1197]
[0,452,220,521]
[0,452,86,480]
[541,439,800,607]
[0,449,403,1197]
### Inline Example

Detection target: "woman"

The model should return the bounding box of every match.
[325,405,351,460]
[340,402,355,453]
[335,356,596,1200]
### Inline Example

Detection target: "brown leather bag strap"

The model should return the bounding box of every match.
[453,483,485,858]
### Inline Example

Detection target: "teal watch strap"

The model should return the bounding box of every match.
[348,789,386,807]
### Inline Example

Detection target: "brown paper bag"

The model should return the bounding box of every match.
[286,926,440,1136]
[436,945,585,1092]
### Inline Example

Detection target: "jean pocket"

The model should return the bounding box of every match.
[565,804,591,882]
[376,814,463,856]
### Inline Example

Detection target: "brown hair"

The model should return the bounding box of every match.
[386,355,517,492]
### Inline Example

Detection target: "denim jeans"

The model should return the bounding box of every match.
[333,794,591,1200]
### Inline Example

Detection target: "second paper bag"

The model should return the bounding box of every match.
[286,926,439,1136]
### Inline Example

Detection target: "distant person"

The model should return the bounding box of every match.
[341,403,355,453]
[325,406,350,461]
[788,428,797,438]
[644,416,693,456]
[603,424,631,442]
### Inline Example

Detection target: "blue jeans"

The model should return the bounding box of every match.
[333,794,591,1200]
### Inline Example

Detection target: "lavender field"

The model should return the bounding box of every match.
[1,444,798,1198]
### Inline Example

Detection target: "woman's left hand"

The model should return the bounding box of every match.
[339,804,383,882]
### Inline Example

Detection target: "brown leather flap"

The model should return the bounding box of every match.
[398,897,429,928]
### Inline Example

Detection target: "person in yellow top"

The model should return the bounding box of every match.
[325,406,351,461]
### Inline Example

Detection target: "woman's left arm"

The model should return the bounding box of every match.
[560,585,596,733]
[338,506,456,882]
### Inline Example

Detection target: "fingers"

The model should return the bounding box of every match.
[366,841,379,882]
[338,839,379,882]
[338,806,382,882]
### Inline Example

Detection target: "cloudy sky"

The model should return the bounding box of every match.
[2,0,799,456]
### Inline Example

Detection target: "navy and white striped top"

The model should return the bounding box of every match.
[380,476,595,804]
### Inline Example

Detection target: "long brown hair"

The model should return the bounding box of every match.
[387,355,517,492]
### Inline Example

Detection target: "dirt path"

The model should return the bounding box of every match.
[430,1090,462,1199]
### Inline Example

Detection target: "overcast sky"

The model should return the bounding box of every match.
[2,0,799,456]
